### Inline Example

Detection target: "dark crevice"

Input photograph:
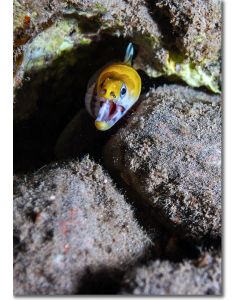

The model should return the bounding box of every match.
[98,162,209,264]
[76,267,124,295]
[13,35,172,174]
[145,0,183,54]
[13,32,216,174]
[14,36,129,173]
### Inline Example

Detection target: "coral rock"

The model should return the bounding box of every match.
[13,156,150,295]
[104,85,221,240]
[121,251,222,295]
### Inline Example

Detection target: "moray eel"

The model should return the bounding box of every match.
[85,43,141,131]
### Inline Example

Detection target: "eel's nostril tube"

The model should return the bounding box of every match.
[110,91,116,98]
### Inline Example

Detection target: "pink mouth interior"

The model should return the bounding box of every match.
[99,100,125,121]
[109,102,117,118]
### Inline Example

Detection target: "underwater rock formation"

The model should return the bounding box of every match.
[121,251,222,295]
[14,0,221,99]
[104,85,221,240]
[13,156,150,295]
[13,0,222,296]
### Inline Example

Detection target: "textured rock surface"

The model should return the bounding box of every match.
[104,85,222,240]
[14,0,222,94]
[121,251,222,295]
[155,0,222,63]
[13,156,150,295]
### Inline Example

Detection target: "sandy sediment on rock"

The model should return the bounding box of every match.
[13,156,150,295]
[104,84,222,240]
[121,251,222,295]
[155,0,222,63]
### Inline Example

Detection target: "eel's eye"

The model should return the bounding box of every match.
[121,85,127,97]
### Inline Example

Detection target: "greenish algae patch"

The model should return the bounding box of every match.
[23,18,92,73]
[79,38,92,45]
[94,2,107,14]
[20,15,220,94]
[163,52,220,93]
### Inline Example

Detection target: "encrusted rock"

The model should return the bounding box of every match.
[104,85,221,240]
[13,156,150,295]
[155,0,222,63]
[121,251,222,295]
[14,0,222,94]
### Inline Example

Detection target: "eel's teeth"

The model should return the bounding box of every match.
[96,100,110,122]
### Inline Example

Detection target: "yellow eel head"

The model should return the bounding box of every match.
[94,63,141,131]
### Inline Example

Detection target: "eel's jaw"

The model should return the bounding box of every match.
[94,100,125,131]
[95,120,111,131]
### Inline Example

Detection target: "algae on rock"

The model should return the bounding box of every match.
[14,0,222,94]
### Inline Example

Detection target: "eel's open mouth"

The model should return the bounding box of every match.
[94,100,125,131]
[97,100,125,122]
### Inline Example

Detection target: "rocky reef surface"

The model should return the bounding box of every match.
[14,0,222,98]
[104,85,221,240]
[121,250,222,295]
[14,157,150,295]
[13,0,222,296]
